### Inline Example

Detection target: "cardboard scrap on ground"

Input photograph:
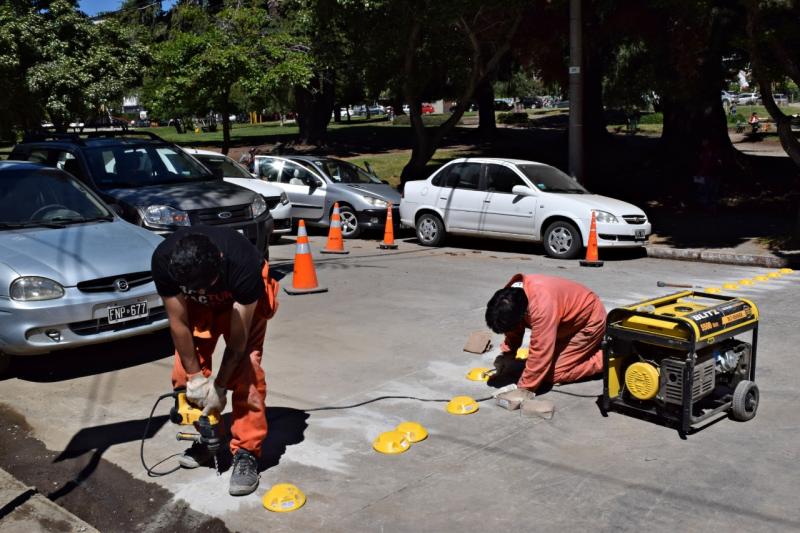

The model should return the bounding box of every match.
[463,331,493,354]
[521,399,555,420]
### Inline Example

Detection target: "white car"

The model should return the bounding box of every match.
[183,149,292,241]
[400,158,651,259]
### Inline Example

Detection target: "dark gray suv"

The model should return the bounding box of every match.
[10,131,273,255]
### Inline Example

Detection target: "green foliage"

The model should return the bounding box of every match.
[0,0,146,137]
[638,112,663,125]
[497,112,529,125]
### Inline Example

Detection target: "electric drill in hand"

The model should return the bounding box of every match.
[170,391,221,472]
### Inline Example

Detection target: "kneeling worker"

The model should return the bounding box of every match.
[485,273,606,408]
[152,226,278,495]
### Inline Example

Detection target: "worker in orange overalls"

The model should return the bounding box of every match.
[485,274,606,408]
[151,227,278,496]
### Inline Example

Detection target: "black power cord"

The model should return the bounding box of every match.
[140,392,182,477]
[304,394,495,412]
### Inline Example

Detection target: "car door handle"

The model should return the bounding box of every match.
[483,199,491,203]
[439,197,448,200]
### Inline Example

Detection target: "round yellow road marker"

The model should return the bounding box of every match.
[704,287,721,294]
[722,282,739,290]
[263,484,306,513]
[768,272,782,278]
[779,268,793,274]
[738,279,754,286]
[466,367,492,382]
[395,422,428,443]
[373,430,410,454]
[753,275,769,282]
[446,396,479,415]
[515,346,529,360]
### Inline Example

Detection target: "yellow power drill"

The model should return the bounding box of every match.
[170,391,221,473]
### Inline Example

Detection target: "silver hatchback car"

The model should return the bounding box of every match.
[252,155,401,238]
[0,162,168,373]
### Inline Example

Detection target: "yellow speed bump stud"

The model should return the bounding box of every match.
[768,271,782,278]
[704,287,721,294]
[753,275,769,282]
[395,422,428,443]
[738,279,754,286]
[779,268,793,274]
[373,430,410,454]
[263,483,306,513]
[722,282,739,290]
[446,395,479,415]
[466,367,493,381]
[515,346,529,360]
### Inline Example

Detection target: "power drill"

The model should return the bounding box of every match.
[170,391,221,473]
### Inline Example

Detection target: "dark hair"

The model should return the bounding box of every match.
[485,287,528,334]
[167,233,222,290]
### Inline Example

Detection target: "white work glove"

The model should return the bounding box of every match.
[202,383,227,416]
[185,373,212,407]
[495,387,535,411]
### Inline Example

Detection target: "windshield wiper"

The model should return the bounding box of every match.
[47,215,114,225]
[0,221,66,229]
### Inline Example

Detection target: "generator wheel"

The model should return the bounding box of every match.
[731,380,759,421]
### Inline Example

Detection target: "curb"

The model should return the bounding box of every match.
[0,467,98,533]
[646,245,793,268]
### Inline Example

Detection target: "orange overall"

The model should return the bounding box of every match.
[500,273,606,391]
[171,263,279,457]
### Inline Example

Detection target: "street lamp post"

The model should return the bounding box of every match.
[568,0,584,182]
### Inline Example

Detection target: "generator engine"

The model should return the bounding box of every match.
[602,291,760,436]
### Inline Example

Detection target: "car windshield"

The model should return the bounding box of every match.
[517,164,589,193]
[312,159,382,184]
[194,154,252,179]
[84,144,214,189]
[0,168,111,228]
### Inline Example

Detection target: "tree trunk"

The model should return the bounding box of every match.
[391,94,405,116]
[332,102,341,123]
[295,73,335,145]
[476,78,496,138]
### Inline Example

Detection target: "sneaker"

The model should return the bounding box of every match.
[229,449,260,496]
[178,442,214,469]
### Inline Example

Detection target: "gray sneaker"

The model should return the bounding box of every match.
[229,449,259,496]
[178,443,214,469]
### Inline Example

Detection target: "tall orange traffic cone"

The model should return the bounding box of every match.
[284,220,328,294]
[321,202,349,254]
[579,211,604,267]
[379,202,398,250]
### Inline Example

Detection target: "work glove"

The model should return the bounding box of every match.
[202,383,227,416]
[185,373,212,408]
[493,352,516,375]
[495,387,535,411]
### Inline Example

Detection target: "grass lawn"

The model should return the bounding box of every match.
[342,147,475,187]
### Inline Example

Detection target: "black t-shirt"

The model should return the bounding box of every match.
[151,226,265,307]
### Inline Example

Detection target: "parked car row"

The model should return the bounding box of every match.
[0,129,651,372]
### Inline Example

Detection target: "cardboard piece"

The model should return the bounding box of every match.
[520,399,555,420]
[463,331,493,354]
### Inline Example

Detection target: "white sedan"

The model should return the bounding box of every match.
[183,149,293,241]
[400,158,651,259]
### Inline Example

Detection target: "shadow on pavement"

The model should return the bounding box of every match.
[2,329,174,383]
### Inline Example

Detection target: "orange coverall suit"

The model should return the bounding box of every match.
[171,263,279,457]
[500,273,606,391]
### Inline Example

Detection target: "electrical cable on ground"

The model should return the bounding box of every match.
[140,392,182,477]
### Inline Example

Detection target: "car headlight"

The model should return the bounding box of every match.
[143,205,190,226]
[361,195,388,208]
[279,192,289,205]
[251,195,268,218]
[594,210,619,223]
[10,277,65,301]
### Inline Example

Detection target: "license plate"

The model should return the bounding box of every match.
[108,301,148,324]
[635,229,647,239]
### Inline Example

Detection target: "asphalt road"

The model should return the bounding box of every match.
[2,235,799,532]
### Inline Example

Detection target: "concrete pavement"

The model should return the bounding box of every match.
[1,236,799,532]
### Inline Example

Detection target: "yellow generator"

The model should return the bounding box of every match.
[601,291,760,437]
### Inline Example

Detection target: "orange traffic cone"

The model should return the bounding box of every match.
[321,202,349,254]
[379,202,398,250]
[284,220,328,294]
[579,211,604,267]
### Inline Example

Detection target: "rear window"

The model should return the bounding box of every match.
[84,144,214,189]
[195,154,252,179]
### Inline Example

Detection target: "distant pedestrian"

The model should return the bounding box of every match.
[238,147,256,171]
[748,111,760,134]
[730,103,737,117]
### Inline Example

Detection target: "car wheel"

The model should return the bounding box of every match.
[543,220,582,259]
[338,205,362,238]
[416,213,445,246]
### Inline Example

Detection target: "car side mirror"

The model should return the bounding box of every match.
[381,179,389,185]
[512,185,536,197]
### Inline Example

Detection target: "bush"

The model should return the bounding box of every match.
[638,112,663,124]
[391,114,454,126]
[497,112,529,125]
